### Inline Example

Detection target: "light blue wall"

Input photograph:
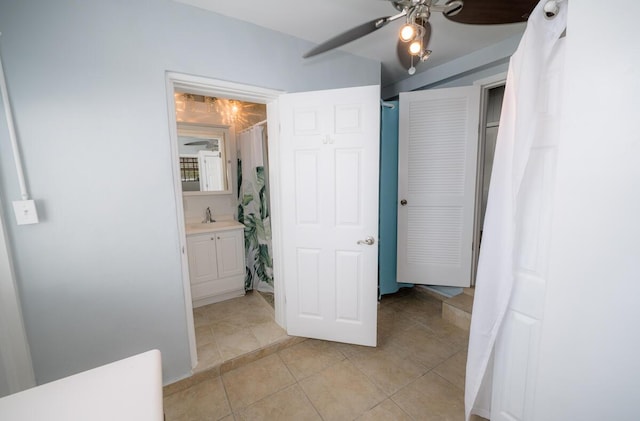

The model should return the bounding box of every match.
[0,0,379,385]
[0,357,8,397]
[419,61,509,90]
[382,34,521,98]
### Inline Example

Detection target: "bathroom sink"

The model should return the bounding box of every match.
[186,220,244,234]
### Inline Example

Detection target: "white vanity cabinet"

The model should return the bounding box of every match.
[186,224,245,307]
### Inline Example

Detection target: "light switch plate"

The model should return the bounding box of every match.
[12,200,39,225]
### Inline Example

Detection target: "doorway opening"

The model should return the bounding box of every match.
[471,80,506,286]
[165,73,286,372]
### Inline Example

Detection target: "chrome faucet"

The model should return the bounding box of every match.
[203,207,215,223]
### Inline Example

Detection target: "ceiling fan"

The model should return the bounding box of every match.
[184,140,212,146]
[303,0,538,75]
[183,138,218,149]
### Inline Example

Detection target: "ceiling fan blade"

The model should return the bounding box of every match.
[444,0,538,24]
[397,21,431,70]
[430,0,464,16]
[184,140,211,146]
[303,17,393,58]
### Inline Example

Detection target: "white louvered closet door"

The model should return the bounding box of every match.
[397,87,480,287]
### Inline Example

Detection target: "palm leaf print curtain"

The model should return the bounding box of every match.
[238,124,273,292]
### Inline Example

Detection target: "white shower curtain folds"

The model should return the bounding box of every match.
[464,1,568,419]
[239,120,266,169]
[240,125,265,184]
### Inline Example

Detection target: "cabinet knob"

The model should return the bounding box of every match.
[400,199,408,206]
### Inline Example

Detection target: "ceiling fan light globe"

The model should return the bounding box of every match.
[409,41,422,55]
[399,23,416,42]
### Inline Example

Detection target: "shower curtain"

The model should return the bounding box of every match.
[465,1,567,419]
[238,124,273,292]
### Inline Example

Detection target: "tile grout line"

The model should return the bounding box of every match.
[166,288,470,419]
[343,350,392,401]
[388,393,418,421]
[335,348,391,417]
[276,351,326,421]
[431,369,465,395]
[228,352,315,419]
[219,374,235,421]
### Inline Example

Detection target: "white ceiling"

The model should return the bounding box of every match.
[175,0,527,87]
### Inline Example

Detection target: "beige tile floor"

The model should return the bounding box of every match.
[192,291,288,373]
[165,288,483,421]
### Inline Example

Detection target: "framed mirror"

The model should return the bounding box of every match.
[177,122,232,195]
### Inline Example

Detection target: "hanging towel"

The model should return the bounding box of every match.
[464,1,568,419]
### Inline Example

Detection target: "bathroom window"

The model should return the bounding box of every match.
[180,157,199,182]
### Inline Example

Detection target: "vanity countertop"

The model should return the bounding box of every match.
[185,220,245,235]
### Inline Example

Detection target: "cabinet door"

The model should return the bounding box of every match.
[187,234,218,284]
[215,229,245,278]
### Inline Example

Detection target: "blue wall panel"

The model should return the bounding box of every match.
[379,102,412,296]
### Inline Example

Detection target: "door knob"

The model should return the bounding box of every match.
[357,236,375,245]
[400,199,407,206]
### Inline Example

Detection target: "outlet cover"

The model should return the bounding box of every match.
[12,200,39,225]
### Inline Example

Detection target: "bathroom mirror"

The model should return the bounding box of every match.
[177,122,232,195]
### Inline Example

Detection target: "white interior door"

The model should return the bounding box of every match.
[198,150,223,191]
[278,85,379,346]
[397,86,480,287]
[490,39,566,421]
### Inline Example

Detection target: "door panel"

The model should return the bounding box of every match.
[397,86,480,287]
[490,40,566,421]
[294,151,320,224]
[492,147,558,421]
[335,150,361,226]
[187,235,218,284]
[297,248,321,317]
[407,206,463,266]
[335,251,362,321]
[215,230,244,278]
[280,85,379,346]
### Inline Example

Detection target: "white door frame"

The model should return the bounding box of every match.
[471,73,507,286]
[165,72,285,370]
[0,197,35,395]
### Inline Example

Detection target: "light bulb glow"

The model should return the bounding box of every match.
[399,24,416,42]
[409,41,422,55]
